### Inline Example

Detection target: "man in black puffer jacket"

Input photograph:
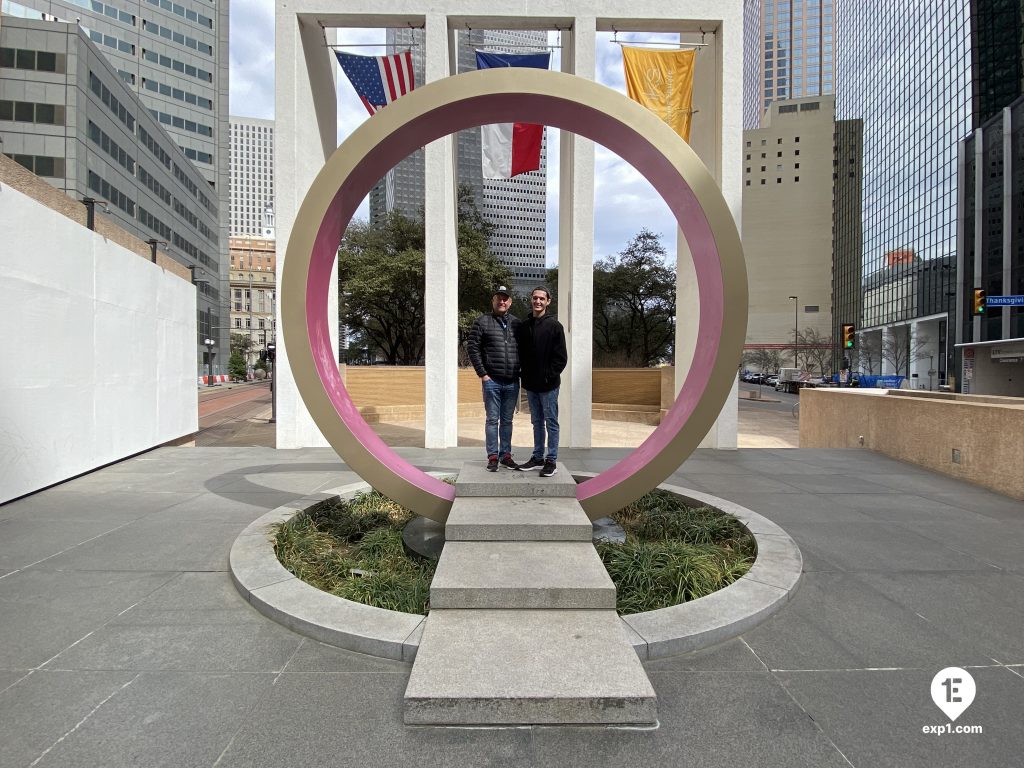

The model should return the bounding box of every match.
[467,286,521,471]
[515,287,567,477]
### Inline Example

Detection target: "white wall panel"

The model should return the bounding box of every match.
[0,184,197,503]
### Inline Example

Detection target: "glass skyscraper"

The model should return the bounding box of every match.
[832,1,971,383]
[744,0,834,128]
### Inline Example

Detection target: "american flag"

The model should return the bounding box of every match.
[335,51,415,116]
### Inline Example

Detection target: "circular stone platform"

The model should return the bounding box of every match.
[229,473,802,662]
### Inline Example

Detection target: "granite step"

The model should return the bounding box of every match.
[444,495,594,542]
[429,541,616,610]
[455,461,577,498]
[403,608,658,725]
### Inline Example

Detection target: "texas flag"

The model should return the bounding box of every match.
[335,51,415,116]
[475,51,550,179]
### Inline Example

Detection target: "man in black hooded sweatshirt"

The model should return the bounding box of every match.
[515,287,567,477]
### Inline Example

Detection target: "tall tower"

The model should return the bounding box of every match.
[743,0,834,128]
[229,116,275,238]
[367,27,549,298]
[833,0,971,383]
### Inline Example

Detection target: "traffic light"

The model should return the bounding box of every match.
[972,288,986,315]
[266,343,276,362]
[841,323,856,349]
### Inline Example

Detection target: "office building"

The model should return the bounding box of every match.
[833,0,970,386]
[230,115,275,238]
[957,88,1024,394]
[1,16,223,373]
[743,0,834,129]
[368,27,548,298]
[228,236,276,370]
[1,0,230,368]
[742,96,835,370]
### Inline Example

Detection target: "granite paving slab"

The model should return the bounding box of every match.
[456,461,577,497]
[0,490,199,523]
[281,637,412,675]
[429,541,615,609]
[528,671,852,768]
[444,496,593,541]
[785,519,992,573]
[887,517,1024,572]
[27,671,277,768]
[854,571,1024,662]
[0,518,134,571]
[216,672,534,768]
[741,572,992,671]
[36,518,247,572]
[642,637,768,672]
[0,570,176,669]
[775,667,1024,768]
[0,669,137,768]
[46,620,303,673]
[404,609,656,725]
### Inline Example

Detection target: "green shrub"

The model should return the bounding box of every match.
[275,491,433,614]
[275,487,754,617]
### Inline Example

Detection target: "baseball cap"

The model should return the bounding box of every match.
[493,285,511,297]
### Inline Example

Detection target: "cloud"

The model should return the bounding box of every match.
[228,0,275,118]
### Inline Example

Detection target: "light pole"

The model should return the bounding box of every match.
[204,338,216,387]
[788,296,799,368]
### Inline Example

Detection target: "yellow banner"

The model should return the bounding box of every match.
[622,46,696,141]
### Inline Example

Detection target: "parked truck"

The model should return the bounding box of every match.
[775,367,814,394]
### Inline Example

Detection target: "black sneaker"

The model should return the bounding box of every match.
[539,460,558,477]
[499,454,520,470]
[486,455,499,472]
[518,456,544,471]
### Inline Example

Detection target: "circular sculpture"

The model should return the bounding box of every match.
[281,68,747,523]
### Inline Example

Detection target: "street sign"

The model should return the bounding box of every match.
[987,295,1024,306]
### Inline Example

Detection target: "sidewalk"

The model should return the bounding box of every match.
[0,444,1020,766]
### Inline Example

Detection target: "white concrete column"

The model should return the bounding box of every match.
[908,321,925,388]
[881,326,897,375]
[674,16,741,449]
[423,13,459,448]
[1002,107,1013,340]
[274,9,338,448]
[558,16,596,448]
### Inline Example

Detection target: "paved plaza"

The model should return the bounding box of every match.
[1,439,1021,767]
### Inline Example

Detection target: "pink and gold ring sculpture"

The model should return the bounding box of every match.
[281,68,747,523]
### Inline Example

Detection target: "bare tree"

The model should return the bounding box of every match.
[793,327,833,374]
[852,333,882,374]
[881,327,930,376]
[742,348,784,373]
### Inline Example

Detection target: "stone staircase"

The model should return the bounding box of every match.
[403,462,658,726]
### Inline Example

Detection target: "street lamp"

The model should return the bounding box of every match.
[203,338,216,387]
[788,296,799,368]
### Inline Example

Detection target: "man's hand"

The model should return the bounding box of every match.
[481,375,491,382]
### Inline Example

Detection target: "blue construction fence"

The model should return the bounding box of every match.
[830,374,906,388]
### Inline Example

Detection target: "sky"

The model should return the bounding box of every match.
[229,2,687,266]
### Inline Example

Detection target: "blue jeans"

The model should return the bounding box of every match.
[483,378,519,458]
[526,387,559,461]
